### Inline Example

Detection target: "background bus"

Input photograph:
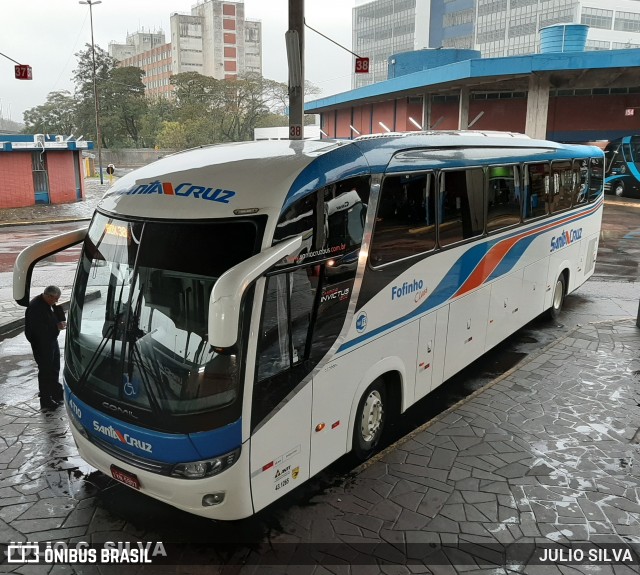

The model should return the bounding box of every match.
[604,135,640,197]
[14,132,604,520]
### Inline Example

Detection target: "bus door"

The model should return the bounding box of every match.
[249,269,315,512]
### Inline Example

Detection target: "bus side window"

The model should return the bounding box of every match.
[550,161,574,213]
[486,165,520,232]
[574,159,589,205]
[524,163,550,219]
[589,157,604,202]
[438,168,484,247]
[370,172,436,266]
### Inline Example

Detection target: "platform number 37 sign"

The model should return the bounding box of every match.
[15,65,33,80]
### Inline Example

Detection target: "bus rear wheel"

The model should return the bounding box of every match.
[549,273,566,320]
[353,380,386,461]
[614,182,625,197]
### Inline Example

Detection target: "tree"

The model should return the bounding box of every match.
[155,121,188,150]
[72,45,147,148]
[73,44,117,147]
[23,91,77,135]
[101,67,148,146]
[167,72,322,146]
[140,97,178,148]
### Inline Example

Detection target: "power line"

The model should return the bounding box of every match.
[0,50,22,65]
[304,18,362,59]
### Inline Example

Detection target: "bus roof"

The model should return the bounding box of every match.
[97,132,598,221]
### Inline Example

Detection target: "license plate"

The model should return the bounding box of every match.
[110,465,141,490]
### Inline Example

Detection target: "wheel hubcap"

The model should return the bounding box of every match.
[615,185,624,197]
[553,280,563,310]
[360,390,383,443]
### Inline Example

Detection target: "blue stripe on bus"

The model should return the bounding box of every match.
[65,387,242,463]
[338,198,602,353]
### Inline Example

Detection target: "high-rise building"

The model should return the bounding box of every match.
[472,0,640,57]
[109,31,172,99]
[353,0,640,87]
[109,0,262,98]
[174,0,262,80]
[352,0,437,89]
[109,30,167,62]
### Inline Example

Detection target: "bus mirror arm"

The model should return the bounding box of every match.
[13,228,88,306]
[208,235,303,349]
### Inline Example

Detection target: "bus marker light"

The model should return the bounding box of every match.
[202,492,225,506]
[315,423,326,432]
[327,259,335,267]
[233,208,260,215]
[262,461,274,472]
[331,421,340,429]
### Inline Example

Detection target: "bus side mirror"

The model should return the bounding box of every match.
[208,235,303,349]
[13,228,88,306]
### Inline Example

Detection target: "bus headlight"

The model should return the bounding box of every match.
[171,447,241,479]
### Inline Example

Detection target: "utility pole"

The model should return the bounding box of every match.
[287,0,304,140]
[79,0,104,184]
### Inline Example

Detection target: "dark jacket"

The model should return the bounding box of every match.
[25,295,65,348]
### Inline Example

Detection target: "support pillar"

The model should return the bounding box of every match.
[423,92,431,130]
[525,74,550,140]
[458,87,470,130]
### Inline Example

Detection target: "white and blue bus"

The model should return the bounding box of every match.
[604,135,640,197]
[14,131,604,520]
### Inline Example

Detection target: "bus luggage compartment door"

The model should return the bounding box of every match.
[443,287,490,381]
[249,384,312,513]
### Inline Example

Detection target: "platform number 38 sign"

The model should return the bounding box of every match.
[355,57,369,74]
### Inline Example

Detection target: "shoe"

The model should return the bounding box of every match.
[40,399,61,411]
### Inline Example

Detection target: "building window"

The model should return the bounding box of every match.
[581,7,613,30]
[585,39,611,51]
[614,11,640,32]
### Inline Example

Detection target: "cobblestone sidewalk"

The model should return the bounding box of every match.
[0,321,636,573]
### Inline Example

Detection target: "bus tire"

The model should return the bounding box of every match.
[614,181,625,197]
[548,273,566,320]
[353,379,386,461]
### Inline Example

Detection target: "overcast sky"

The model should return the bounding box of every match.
[1,0,356,123]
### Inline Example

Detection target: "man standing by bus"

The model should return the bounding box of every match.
[25,286,66,410]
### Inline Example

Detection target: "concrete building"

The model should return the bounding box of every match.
[352,0,439,89]
[115,42,173,99]
[438,0,640,55]
[353,0,640,88]
[109,30,167,61]
[110,1,262,98]
[308,26,640,144]
[170,14,205,76]
[0,135,93,208]
[188,0,262,79]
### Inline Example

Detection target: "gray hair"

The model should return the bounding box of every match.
[44,286,62,298]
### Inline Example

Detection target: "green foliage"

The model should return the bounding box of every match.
[22,46,323,150]
[23,91,77,135]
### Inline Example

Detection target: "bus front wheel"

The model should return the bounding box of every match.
[614,182,625,197]
[353,380,386,461]
[549,273,566,320]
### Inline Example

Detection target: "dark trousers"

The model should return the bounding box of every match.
[32,340,63,404]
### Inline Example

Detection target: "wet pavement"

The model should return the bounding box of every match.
[0,187,638,572]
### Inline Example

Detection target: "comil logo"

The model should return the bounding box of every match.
[93,422,153,454]
[110,181,236,204]
[550,227,582,252]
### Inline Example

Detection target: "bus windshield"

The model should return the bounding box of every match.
[65,212,263,425]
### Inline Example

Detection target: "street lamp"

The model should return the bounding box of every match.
[79,0,104,185]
